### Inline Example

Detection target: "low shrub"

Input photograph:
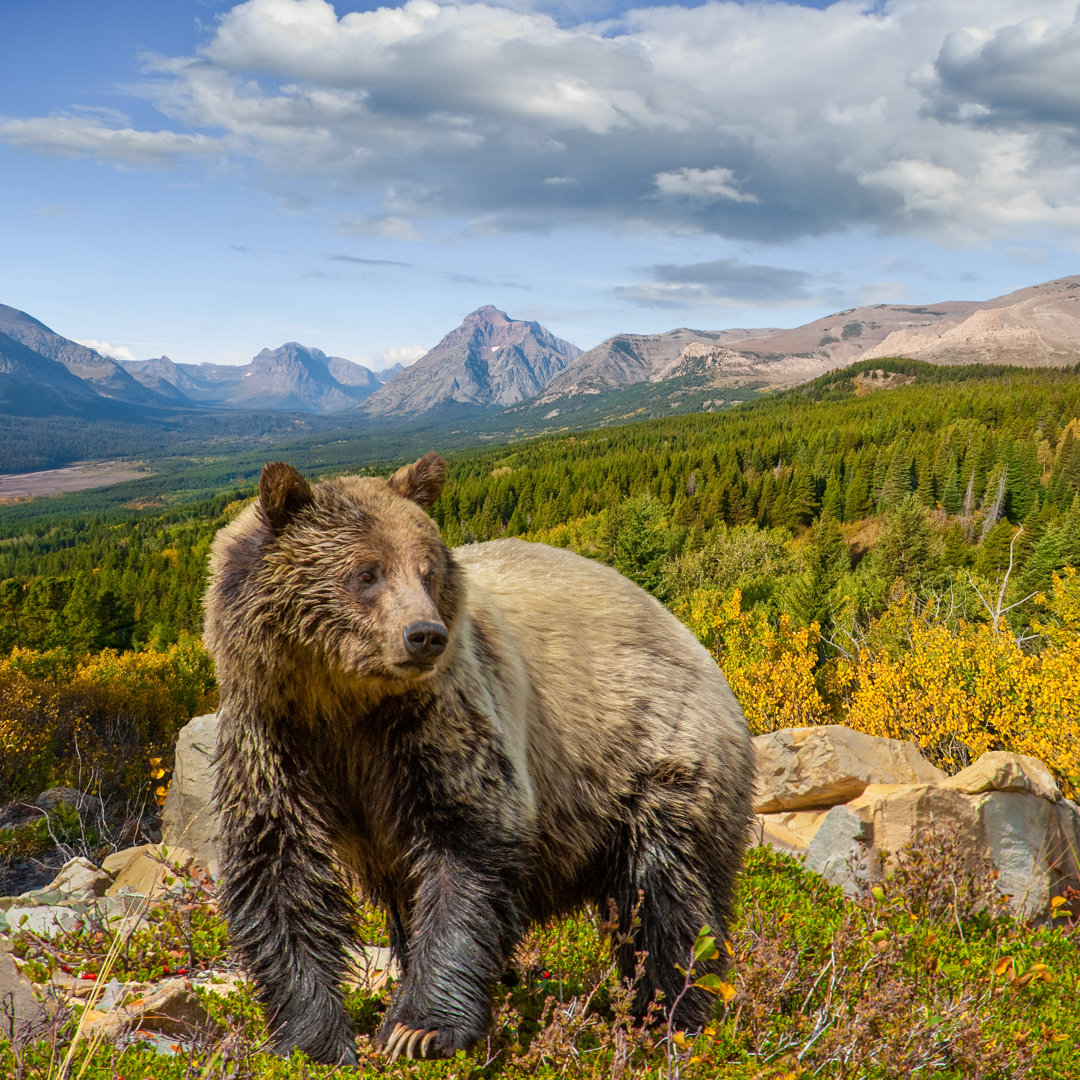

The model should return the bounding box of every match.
[3,833,1078,1079]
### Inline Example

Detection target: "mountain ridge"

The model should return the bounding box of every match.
[4,275,1080,430]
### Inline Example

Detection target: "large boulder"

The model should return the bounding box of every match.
[942,752,1061,802]
[749,728,1079,920]
[161,713,221,877]
[860,783,1063,921]
[753,726,946,813]
[802,806,874,896]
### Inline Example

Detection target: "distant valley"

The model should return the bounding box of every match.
[2,275,1079,478]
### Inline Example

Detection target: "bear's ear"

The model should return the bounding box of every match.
[387,452,446,509]
[259,461,314,535]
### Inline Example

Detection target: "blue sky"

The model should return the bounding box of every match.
[3,0,1080,368]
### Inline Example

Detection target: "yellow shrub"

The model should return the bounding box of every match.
[0,639,217,806]
[681,589,833,733]
[676,574,1080,797]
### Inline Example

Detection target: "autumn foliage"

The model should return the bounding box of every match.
[0,638,217,807]
[682,569,1080,798]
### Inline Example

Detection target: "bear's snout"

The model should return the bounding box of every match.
[403,620,449,663]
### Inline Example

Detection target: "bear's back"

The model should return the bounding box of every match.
[451,538,746,751]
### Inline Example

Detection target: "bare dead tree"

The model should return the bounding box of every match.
[967,526,1039,646]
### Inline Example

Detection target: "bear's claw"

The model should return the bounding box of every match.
[385,1021,439,1060]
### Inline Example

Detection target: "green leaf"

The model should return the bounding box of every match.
[692,925,716,964]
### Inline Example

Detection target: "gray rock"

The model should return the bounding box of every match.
[1050,799,1080,896]
[803,805,874,896]
[0,943,49,1045]
[161,714,222,877]
[981,792,1055,921]
[3,904,79,936]
[33,787,104,822]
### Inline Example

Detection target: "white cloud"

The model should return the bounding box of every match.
[381,344,427,368]
[0,112,217,166]
[4,0,1080,247]
[75,338,140,363]
[653,166,758,204]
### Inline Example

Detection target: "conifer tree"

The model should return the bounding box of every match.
[877,496,940,584]
[613,493,668,597]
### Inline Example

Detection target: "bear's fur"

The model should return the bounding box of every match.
[204,453,754,1065]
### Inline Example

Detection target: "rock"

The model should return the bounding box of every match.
[1050,799,1080,896]
[0,943,49,1045]
[33,787,104,823]
[867,784,983,862]
[46,857,111,901]
[942,752,1061,802]
[3,904,80,937]
[161,713,222,878]
[102,844,197,899]
[861,783,1068,920]
[748,815,809,856]
[980,792,1056,922]
[753,726,946,813]
[80,977,223,1042]
[754,809,829,848]
[803,805,874,896]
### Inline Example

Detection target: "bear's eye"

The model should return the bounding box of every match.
[353,567,378,588]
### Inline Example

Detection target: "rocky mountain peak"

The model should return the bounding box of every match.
[362,306,582,417]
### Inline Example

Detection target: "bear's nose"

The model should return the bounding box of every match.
[403,620,449,661]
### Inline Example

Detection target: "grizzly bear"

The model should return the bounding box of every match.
[203,453,753,1065]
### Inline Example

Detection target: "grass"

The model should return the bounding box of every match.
[2,834,1078,1079]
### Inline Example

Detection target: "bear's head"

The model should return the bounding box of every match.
[247,452,462,687]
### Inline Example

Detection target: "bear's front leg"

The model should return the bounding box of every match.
[378,847,518,1060]
[217,734,359,1066]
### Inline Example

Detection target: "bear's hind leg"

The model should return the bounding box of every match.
[604,784,738,1032]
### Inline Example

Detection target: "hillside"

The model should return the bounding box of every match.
[0,305,175,411]
[863,276,1080,366]
[535,301,984,405]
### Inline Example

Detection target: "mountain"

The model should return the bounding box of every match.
[860,277,1080,366]
[535,302,985,406]
[362,306,581,417]
[0,330,120,418]
[533,327,777,403]
[0,305,177,409]
[122,344,385,414]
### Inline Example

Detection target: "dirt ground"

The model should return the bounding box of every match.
[0,461,149,499]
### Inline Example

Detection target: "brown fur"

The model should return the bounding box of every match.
[204,454,754,1065]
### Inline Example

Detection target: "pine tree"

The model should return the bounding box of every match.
[791,514,850,632]
[613,494,669,597]
[844,467,873,522]
[821,468,845,522]
[941,463,962,517]
[876,496,941,584]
